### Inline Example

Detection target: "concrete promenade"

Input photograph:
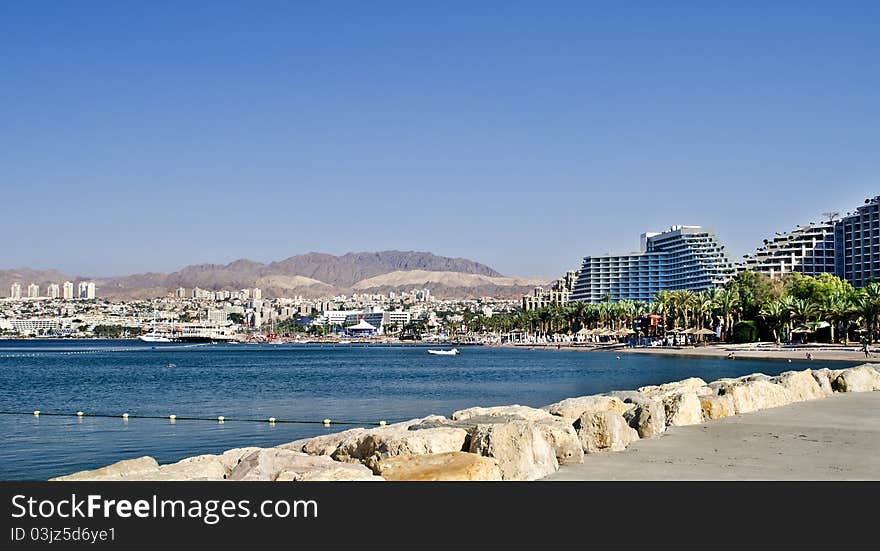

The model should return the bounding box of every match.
[545,392,880,480]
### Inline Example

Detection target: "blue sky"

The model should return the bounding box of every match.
[1,2,878,278]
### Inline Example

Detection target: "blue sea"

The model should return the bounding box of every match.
[0,339,851,480]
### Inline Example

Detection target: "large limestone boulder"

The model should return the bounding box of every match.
[542,395,629,420]
[638,377,710,397]
[662,392,704,426]
[373,452,502,481]
[136,454,228,481]
[452,405,553,422]
[278,428,367,456]
[718,380,795,414]
[699,394,735,420]
[332,425,468,467]
[534,417,585,465]
[622,399,666,438]
[774,370,825,402]
[576,411,639,453]
[832,364,880,392]
[408,414,582,466]
[468,420,559,481]
[51,456,160,481]
[229,448,380,481]
[809,369,835,396]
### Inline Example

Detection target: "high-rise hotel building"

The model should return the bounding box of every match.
[835,195,880,287]
[740,222,836,278]
[741,195,880,288]
[569,226,735,303]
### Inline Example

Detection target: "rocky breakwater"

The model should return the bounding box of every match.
[51,364,880,482]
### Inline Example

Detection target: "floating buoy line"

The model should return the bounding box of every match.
[0,410,390,427]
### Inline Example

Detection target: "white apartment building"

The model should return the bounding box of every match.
[10,283,21,299]
[78,281,96,299]
[252,288,262,300]
[383,310,411,329]
[740,222,836,278]
[27,284,39,298]
[47,283,60,299]
[206,309,228,325]
[7,318,62,335]
[175,287,186,298]
[63,281,74,300]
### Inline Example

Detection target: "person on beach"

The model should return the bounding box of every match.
[727,352,735,360]
[806,352,813,361]
[864,342,871,358]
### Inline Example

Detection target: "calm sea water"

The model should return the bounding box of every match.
[0,339,852,480]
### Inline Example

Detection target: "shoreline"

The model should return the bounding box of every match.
[50,363,880,482]
[496,342,873,363]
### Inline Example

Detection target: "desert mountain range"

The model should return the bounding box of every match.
[0,251,549,300]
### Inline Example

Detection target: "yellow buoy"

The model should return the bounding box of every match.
[323,418,331,426]
[122,413,129,419]
[76,411,84,417]
[268,417,276,424]
[33,410,40,416]
[217,416,225,423]
[379,420,387,426]
[169,414,177,421]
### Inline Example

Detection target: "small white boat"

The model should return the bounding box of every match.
[140,333,173,343]
[428,348,460,356]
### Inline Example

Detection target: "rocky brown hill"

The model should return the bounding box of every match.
[2,251,522,299]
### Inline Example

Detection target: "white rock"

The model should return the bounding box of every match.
[230,448,380,481]
[534,417,585,465]
[662,392,704,426]
[332,425,468,467]
[832,364,880,392]
[468,420,559,480]
[774,370,825,402]
[638,377,709,397]
[719,380,795,414]
[623,399,667,437]
[809,369,835,396]
[577,411,639,453]
[452,404,554,422]
[278,428,367,455]
[542,395,630,420]
[50,456,160,481]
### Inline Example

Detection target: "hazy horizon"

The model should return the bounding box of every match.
[2,3,877,279]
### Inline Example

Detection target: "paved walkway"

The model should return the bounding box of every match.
[545,392,880,480]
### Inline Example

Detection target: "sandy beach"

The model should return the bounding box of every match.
[503,342,874,363]
[545,391,880,480]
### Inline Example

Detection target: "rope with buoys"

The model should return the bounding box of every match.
[0,410,390,426]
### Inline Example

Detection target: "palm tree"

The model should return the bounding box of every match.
[856,282,880,343]
[715,288,740,342]
[693,291,715,330]
[655,291,672,334]
[759,299,786,344]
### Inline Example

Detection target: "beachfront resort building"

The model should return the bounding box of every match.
[62,281,74,300]
[740,195,880,288]
[835,195,880,287]
[47,283,60,299]
[569,226,735,303]
[27,284,39,299]
[522,270,578,310]
[740,222,836,278]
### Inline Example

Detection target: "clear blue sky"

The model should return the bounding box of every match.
[1,1,877,278]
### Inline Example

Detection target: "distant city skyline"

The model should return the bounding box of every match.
[2,3,877,278]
